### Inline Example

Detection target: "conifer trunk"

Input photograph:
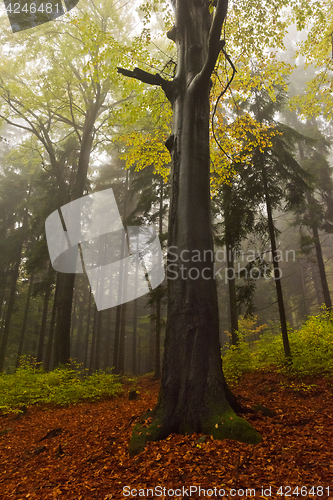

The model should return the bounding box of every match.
[44,276,59,371]
[36,279,51,364]
[0,231,24,372]
[262,166,291,360]
[16,272,34,368]
[83,288,92,369]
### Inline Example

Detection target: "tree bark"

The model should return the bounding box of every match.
[154,176,164,379]
[113,303,121,371]
[311,208,332,310]
[94,310,103,371]
[83,287,92,369]
[262,167,291,360]
[44,275,59,371]
[119,0,261,455]
[227,248,239,344]
[53,272,75,367]
[53,94,106,367]
[36,277,52,365]
[118,302,127,373]
[74,289,86,362]
[154,292,161,379]
[0,232,24,372]
[148,305,155,373]
[0,270,8,326]
[89,305,98,374]
[16,272,34,368]
[222,184,239,343]
[132,298,138,374]
[103,307,113,370]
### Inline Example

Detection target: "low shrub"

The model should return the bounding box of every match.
[222,309,333,385]
[0,359,122,414]
[221,333,259,386]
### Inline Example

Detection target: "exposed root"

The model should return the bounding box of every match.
[129,408,262,456]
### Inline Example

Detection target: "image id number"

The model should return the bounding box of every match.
[277,486,331,496]
[5,3,60,13]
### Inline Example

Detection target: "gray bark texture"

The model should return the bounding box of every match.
[119,0,261,455]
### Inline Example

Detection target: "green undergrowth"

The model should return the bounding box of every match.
[222,309,333,386]
[0,359,123,414]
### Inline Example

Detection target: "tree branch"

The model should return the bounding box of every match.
[117,67,174,103]
[195,0,228,87]
[67,82,82,145]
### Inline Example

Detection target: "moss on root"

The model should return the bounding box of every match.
[202,412,262,444]
[129,416,164,456]
[129,410,261,456]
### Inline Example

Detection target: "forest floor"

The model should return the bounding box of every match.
[0,370,332,500]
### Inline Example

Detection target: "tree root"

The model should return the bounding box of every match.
[128,408,262,456]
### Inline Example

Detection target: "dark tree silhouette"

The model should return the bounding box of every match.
[118,0,261,455]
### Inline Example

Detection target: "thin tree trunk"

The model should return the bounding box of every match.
[94,310,103,371]
[113,304,121,370]
[262,167,291,360]
[154,176,164,379]
[312,218,332,310]
[118,303,127,373]
[149,305,155,372]
[83,287,92,369]
[36,264,54,365]
[299,261,309,319]
[223,184,239,344]
[310,260,323,305]
[74,291,86,363]
[298,144,331,310]
[103,307,113,370]
[89,305,98,374]
[52,96,106,367]
[132,298,138,375]
[154,293,161,379]
[117,234,130,374]
[36,281,52,365]
[70,290,79,347]
[0,270,8,327]
[0,238,24,372]
[44,276,59,372]
[16,272,34,368]
[227,247,239,344]
[112,236,126,372]
[113,169,129,373]
[137,326,141,375]
[53,272,75,367]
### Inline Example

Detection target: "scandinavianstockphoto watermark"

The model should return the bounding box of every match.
[45,189,295,311]
[167,246,295,282]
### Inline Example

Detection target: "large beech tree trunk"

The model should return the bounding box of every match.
[118,0,260,455]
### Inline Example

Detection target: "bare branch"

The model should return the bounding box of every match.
[67,82,82,145]
[117,67,174,102]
